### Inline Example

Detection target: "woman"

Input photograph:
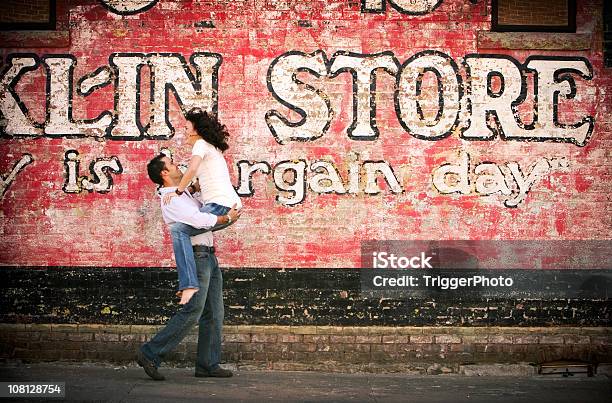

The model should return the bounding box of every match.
[165,108,242,304]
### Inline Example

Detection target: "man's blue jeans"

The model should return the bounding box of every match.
[170,203,231,291]
[140,248,224,372]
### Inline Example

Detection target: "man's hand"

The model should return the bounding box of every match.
[227,203,242,223]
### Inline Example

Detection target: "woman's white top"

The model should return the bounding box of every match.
[191,139,242,209]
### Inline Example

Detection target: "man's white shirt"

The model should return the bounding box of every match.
[158,187,216,246]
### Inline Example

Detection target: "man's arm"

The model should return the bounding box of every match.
[164,196,241,229]
[164,199,216,229]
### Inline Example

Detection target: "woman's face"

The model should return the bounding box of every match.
[185,121,199,146]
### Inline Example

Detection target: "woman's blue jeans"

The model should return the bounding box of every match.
[170,203,231,291]
[140,248,224,372]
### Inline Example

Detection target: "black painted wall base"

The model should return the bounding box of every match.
[0,267,610,326]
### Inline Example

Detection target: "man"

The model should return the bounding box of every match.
[137,154,241,381]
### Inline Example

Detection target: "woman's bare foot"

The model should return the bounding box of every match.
[179,288,198,305]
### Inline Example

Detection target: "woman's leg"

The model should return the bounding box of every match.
[169,222,211,304]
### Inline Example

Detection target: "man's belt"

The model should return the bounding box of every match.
[193,245,215,254]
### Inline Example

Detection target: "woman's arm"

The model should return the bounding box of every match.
[176,155,202,193]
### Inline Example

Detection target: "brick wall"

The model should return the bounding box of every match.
[0,0,610,369]
[2,267,610,326]
[0,0,608,268]
[1,266,610,368]
[1,324,609,373]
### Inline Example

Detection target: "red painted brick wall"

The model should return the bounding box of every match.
[0,0,609,269]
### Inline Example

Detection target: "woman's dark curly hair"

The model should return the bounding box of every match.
[185,108,229,152]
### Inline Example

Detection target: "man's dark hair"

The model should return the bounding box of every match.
[147,154,167,186]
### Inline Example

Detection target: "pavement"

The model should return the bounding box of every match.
[0,362,610,402]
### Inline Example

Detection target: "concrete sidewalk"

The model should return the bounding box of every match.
[0,362,610,402]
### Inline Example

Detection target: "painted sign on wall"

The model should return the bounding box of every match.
[0,0,609,268]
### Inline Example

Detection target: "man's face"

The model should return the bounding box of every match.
[161,156,182,183]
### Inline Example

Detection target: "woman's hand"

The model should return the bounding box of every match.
[190,179,201,193]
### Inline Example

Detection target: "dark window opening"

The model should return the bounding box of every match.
[0,0,56,31]
[604,1,612,68]
[491,0,576,33]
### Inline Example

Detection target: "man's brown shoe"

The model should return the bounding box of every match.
[195,367,233,378]
[136,349,165,381]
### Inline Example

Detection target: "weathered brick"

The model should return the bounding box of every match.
[129,325,162,334]
[100,325,132,334]
[278,334,302,343]
[539,336,565,344]
[223,334,251,343]
[422,327,455,335]
[238,343,264,352]
[579,328,612,335]
[562,335,591,345]
[289,343,317,352]
[394,328,425,336]
[24,324,51,332]
[0,324,25,332]
[67,332,93,342]
[262,343,289,353]
[61,349,84,360]
[15,331,40,341]
[488,335,513,344]
[252,352,268,361]
[250,326,292,334]
[382,335,410,344]
[41,332,66,341]
[371,344,397,353]
[345,352,373,363]
[590,336,612,345]
[462,335,489,344]
[51,324,79,332]
[78,324,107,333]
[315,343,332,352]
[120,334,147,342]
[326,343,347,353]
[290,326,317,335]
[410,335,434,344]
[512,335,539,344]
[95,333,120,342]
[355,335,381,344]
[251,334,278,343]
[449,343,471,353]
[303,335,329,343]
[221,342,239,353]
[329,335,355,344]
[340,327,374,336]
[342,343,371,353]
[240,352,255,361]
[435,335,462,344]
[315,327,345,335]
